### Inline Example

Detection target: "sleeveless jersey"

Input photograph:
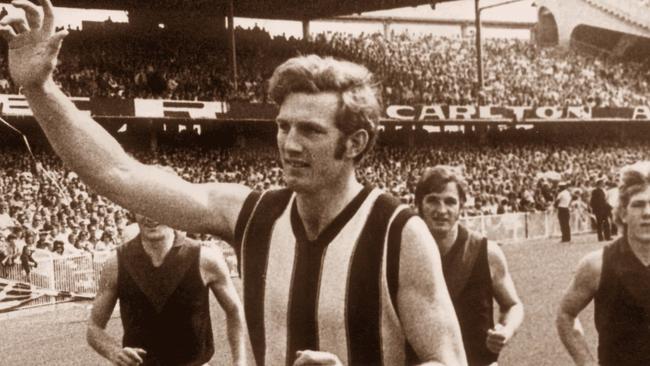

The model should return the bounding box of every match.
[594,236,650,366]
[117,233,214,366]
[441,225,497,366]
[233,186,417,366]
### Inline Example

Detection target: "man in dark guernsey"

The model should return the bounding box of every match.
[557,161,650,366]
[415,166,525,366]
[86,212,246,366]
[3,2,466,365]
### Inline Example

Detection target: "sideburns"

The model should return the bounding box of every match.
[334,135,347,160]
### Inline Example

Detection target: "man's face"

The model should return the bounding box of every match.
[620,185,650,245]
[419,182,462,237]
[276,92,349,193]
[134,213,173,242]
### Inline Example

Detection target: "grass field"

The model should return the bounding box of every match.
[0,234,604,365]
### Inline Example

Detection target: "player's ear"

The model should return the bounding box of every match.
[344,129,368,161]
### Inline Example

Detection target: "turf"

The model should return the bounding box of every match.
[0,234,604,365]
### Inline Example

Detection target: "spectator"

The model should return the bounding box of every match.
[19,242,37,275]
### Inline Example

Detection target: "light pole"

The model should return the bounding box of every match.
[474,0,530,94]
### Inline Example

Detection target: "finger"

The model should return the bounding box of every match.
[46,28,67,51]
[123,348,145,363]
[0,15,29,34]
[133,348,147,356]
[11,0,42,30]
[486,340,504,353]
[294,351,316,365]
[0,24,17,42]
[115,355,131,366]
[37,0,54,33]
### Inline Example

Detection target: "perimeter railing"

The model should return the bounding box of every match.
[1,209,596,311]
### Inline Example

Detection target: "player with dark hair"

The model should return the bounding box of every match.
[415,165,524,366]
[86,213,246,366]
[2,2,466,365]
[557,161,650,366]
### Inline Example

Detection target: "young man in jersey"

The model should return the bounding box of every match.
[86,211,246,366]
[557,161,650,366]
[2,2,466,365]
[415,166,524,366]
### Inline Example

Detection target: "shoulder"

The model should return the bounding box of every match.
[573,249,603,291]
[579,249,603,275]
[97,252,119,285]
[486,240,509,275]
[198,243,231,284]
[400,215,434,246]
[399,216,440,275]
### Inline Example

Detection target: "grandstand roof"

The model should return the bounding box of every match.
[49,0,458,20]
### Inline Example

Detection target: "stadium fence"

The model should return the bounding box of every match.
[1,209,595,311]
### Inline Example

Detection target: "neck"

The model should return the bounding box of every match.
[295,172,363,241]
[141,231,175,266]
[433,224,460,256]
[627,234,650,266]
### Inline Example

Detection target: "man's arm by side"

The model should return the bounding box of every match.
[486,241,524,354]
[200,245,247,366]
[556,250,602,366]
[3,0,250,240]
[398,217,467,366]
[86,255,147,366]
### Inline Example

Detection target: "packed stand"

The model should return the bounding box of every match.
[323,32,650,107]
[2,127,649,271]
[0,23,647,107]
[0,23,306,101]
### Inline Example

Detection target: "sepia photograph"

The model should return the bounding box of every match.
[0,0,648,365]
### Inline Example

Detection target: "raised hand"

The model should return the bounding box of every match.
[0,0,68,89]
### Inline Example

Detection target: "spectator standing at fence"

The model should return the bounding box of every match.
[415,166,524,366]
[20,241,37,275]
[2,3,466,364]
[87,212,246,366]
[555,182,572,243]
[590,177,612,242]
[2,233,21,266]
[557,161,650,366]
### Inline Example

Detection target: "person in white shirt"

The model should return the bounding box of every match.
[555,182,573,242]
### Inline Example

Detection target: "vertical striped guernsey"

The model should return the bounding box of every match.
[233,186,418,365]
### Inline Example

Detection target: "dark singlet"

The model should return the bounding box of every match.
[594,236,650,366]
[117,233,214,366]
[442,224,498,366]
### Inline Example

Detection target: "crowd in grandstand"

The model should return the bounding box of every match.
[325,32,650,107]
[0,23,647,107]
[1,127,647,272]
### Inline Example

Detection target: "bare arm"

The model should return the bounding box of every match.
[398,217,467,366]
[3,0,250,240]
[485,241,524,353]
[556,250,602,366]
[86,255,147,365]
[200,245,247,366]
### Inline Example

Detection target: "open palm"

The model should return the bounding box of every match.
[0,0,67,89]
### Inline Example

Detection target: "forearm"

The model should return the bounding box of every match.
[498,302,524,336]
[225,308,247,366]
[556,313,595,365]
[86,324,122,363]
[22,80,133,196]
